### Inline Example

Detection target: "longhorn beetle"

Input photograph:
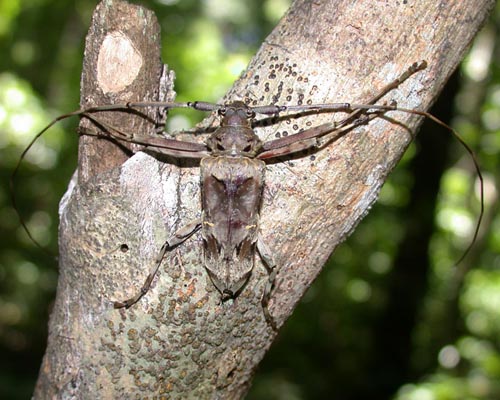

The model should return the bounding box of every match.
[12,61,483,330]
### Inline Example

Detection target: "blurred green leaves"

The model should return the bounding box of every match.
[0,0,21,37]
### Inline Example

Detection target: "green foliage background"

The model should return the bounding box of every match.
[0,1,498,399]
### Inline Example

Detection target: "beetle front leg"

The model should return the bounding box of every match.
[258,112,379,160]
[257,237,278,331]
[80,113,210,159]
[114,219,201,309]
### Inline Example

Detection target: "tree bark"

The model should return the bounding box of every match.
[34,0,493,398]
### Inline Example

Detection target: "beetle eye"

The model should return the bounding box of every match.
[246,110,255,119]
[218,107,227,116]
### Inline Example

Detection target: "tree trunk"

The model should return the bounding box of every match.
[34,0,492,398]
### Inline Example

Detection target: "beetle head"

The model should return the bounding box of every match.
[207,102,263,157]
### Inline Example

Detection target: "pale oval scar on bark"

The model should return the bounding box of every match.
[97,31,143,94]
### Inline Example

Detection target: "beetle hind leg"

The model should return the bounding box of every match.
[113,219,201,309]
[257,238,278,331]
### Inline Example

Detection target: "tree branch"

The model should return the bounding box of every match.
[34,0,493,398]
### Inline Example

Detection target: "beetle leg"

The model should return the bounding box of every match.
[80,113,209,159]
[113,219,201,309]
[257,237,278,331]
[258,113,379,160]
[257,61,428,160]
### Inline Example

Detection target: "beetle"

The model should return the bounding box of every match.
[12,61,483,330]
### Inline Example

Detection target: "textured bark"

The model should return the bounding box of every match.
[34,0,493,398]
